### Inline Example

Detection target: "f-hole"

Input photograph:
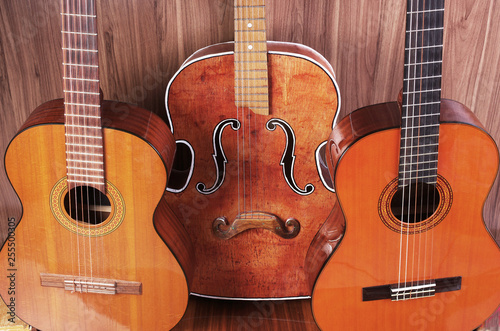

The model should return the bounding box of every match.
[390,182,440,224]
[63,186,111,225]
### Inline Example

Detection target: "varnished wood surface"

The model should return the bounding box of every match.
[312,101,500,330]
[0,101,190,330]
[0,0,499,328]
[166,45,339,298]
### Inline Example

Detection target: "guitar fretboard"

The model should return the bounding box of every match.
[399,0,444,187]
[62,0,104,192]
[234,0,269,115]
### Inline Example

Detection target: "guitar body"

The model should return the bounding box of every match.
[312,101,500,330]
[165,41,339,298]
[1,100,191,330]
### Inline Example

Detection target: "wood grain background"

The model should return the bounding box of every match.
[0,0,499,329]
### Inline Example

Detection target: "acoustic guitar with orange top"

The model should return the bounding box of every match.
[312,0,500,329]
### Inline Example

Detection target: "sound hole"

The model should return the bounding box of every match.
[63,186,111,225]
[390,182,440,224]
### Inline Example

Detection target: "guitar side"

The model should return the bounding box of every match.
[312,101,500,330]
[1,100,192,330]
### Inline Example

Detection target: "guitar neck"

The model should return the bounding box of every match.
[233,0,269,115]
[62,0,105,192]
[399,0,445,187]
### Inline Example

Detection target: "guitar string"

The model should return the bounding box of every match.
[414,0,425,296]
[428,0,441,297]
[76,0,90,285]
[87,0,98,283]
[72,0,82,280]
[91,0,104,284]
[410,0,424,298]
[418,0,429,296]
[399,0,415,296]
[420,0,430,296]
[64,0,76,280]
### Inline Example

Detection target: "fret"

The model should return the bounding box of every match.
[67,159,103,164]
[65,142,103,147]
[400,159,438,167]
[403,75,441,81]
[235,41,266,43]
[234,60,267,63]
[235,100,268,103]
[235,106,268,110]
[400,168,438,174]
[236,93,268,95]
[236,51,267,54]
[65,114,100,119]
[67,173,105,178]
[405,45,443,51]
[62,31,97,36]
[235,77,268,81]
[402,123,439,130]
[404,61,442,67]
[234,18,265,21]
[235,5,265,8]
[67,151,103,157]
[401,151,438,158]
[401,133,439,140]
[67,166,104,171]
[65,133,102,139]
[64,102,100,107]
[61,13,96,18]
[62,47,98,53]
[403,115,440,121]
[67,179,105,185]
[63,77,99,82]
[404,101,441,107]
[403,88,441,93]
[401,174,437,181]
[63,63,98,68]
[235,30,266,32]
[406,27,443,33]
[67,172,104,177]
[406,9,444,14]
[236,69,267,72]
[64,90,100,95]
[234,85,268,89]
[401,142,439,149]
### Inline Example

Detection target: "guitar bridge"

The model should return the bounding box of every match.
[40,273,142,295]
[390,282,436,301]
[362,276,461,302]
[64,279,117,295]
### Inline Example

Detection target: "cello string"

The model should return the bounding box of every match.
[235,0,241,218]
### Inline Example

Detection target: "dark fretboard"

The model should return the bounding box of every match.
[234,0,269,115]
[62,0,104,192]
[399,0,445,187]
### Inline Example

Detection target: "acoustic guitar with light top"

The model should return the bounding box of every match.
[312,0,500,329]
[165,0,340,298]
[0,0,192,329]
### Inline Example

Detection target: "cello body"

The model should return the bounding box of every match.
[165,41,340,298]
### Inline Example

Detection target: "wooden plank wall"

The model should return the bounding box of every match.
[0,0,499,329]
[0,0,499,279]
